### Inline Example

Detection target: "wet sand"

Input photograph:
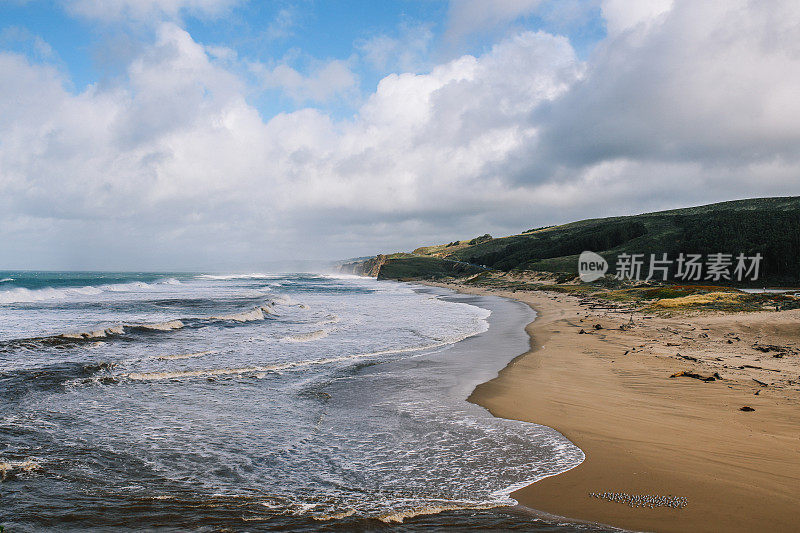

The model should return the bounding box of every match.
[429,282,800,532]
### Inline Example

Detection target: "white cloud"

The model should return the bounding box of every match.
[263,8,296,41]
[536,0,800,171]
[443,0,600,46]
[0,24,580,266]
[444,0,544,44]
[63,0,239,22]
[252,58,359,104]
[601,0,673,36]
[0,26,55,60]
[357,22,434,73]
[3,1,800,268]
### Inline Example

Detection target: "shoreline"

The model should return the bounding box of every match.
[425,281,800,533]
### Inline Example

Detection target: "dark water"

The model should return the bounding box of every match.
[0,272,608,531]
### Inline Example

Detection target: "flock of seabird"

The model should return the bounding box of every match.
[588,491,688,509]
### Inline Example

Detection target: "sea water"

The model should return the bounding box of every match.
[0,272,603,531]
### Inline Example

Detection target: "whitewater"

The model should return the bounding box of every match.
[0,271,593,531]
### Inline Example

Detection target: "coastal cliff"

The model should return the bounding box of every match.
[338,255,387,277]
[338,253,485,281]
[339,196,800,286]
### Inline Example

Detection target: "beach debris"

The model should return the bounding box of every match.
[752,378,769,387]
[669,371,721,382]
[741,365,780,372]
[676,353,698,362]
[740,406,756,412]
[594,323,603,330]
[752,343,796,358]
[752,344,777,352]
[588,491,687,509]
[578,329,587,334]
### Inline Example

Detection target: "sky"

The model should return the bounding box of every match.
[1,0,799,270]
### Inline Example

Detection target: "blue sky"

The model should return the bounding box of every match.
[1,0,605,119]
[1,1,799,270]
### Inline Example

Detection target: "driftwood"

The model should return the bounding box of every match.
[670,371,721,382]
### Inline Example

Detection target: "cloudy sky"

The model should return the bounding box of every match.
[1,0,799,270]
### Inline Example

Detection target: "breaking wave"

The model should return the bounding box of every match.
[316,314,339,325]
[0,278,182,304]
[0,304,282,351]
[59,319,184,339]
[376,502,501,524]
[0,277,13,283]
[0,460,42,481]
[60,325,127,340]
[197,273,273,280]
[1,273,574,530]
[211,305,274,322]
[155,350,217,361]
[130,320,185,332]
[281,329,328,343]
[120,332,485,382]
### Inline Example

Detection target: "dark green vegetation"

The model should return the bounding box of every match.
[467,234,493,245]
[403,197,800,285]
[374,254,485,281]
[449,197,800,284]
[344,196,800,286]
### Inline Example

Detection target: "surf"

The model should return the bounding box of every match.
[0,278,182,304]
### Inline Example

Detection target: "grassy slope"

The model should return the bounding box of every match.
[409,196,800,285]
[375,254,484,280]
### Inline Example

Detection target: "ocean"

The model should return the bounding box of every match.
[0,272,601,531]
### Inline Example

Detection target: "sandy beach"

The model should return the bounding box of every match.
[427,281,800,532]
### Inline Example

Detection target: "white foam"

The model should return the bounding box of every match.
[125,365,286,381]
[105,282,150,292]
[155,350,216,360]
[197,273,273,280]
[211,305,273,322]
[0,278,182,304]
[312,509,356,521]
[123,335,482,382]
[376,502,500,523]
[0,459,41,480]
[316,314,340,325]
[0,278,13,283]
[60,325,126,340]
[133,320,184,331]
[281,329,328,343]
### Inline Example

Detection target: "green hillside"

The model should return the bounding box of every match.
[352,197,800,285]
